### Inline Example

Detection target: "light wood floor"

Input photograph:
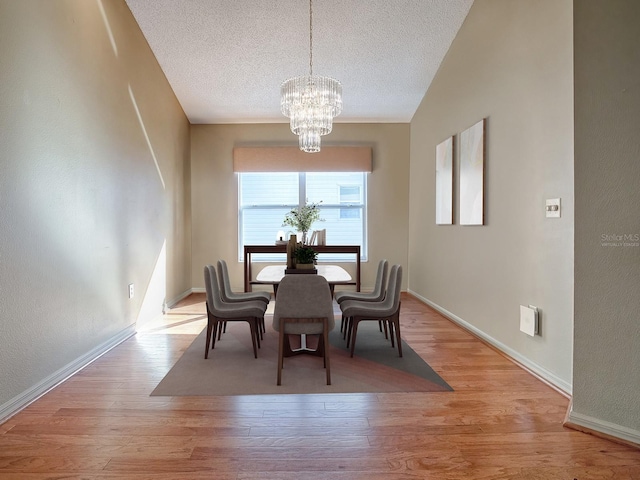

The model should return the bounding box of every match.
[1,293,639,479]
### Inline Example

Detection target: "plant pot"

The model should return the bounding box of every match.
[296,263,315,270]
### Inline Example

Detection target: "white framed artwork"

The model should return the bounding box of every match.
[435,136,454,225]
[459,119,485,225]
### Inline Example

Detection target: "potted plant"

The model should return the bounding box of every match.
[282,201,323,245]
[293,245,318,269]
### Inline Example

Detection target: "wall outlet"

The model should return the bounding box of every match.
[128,283,134,299]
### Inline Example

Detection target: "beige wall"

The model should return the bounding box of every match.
[0,0,191,412]
[409,0,574,390]
[190,123,410,291]
[572,0,640,438]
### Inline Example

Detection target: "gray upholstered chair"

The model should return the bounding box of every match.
[340,264,403,358]
[217,259,271,304]
[334,259,388,336]
[217,259,270,338]
[334,259,388,304]
[203,265,266,359]
[272,275,335,385]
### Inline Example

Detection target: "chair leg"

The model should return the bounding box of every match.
[382,319,389,339]
[323,318,331,385]
[277,319,285,385]
[248,320,258,359]
[350,317,360,357]
[205,306,217,357]
[345,316,351,345]
[393,313,403,358]
[256,317,263,341]
[346,316,356,347]
[204,322,213,359]
[211,318,219,350]
[255,318,261,349]
[388,320,395,348]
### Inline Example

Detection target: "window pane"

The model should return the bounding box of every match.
[242,207,293,245]
[317,206,364,245]
[339,185,362,219]
[340,207,361,219]
[240,172,298,206]
[340,185,361,203]
[239,173,299,260]
[306,172,364,205]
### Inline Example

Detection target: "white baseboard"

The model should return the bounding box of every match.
[567,408,640,446]
[408,289,572,395]
[164,288,196,310]
[0,325,136,425]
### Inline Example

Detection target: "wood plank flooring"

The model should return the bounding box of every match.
[1,293,639,479]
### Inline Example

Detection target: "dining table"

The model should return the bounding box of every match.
[255,264,352,297]
[243,245,361,292]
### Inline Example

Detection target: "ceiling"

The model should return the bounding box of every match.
[125,0,473,124]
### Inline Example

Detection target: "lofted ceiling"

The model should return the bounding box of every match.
[125,0,473,124]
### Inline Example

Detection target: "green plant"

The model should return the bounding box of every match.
[282,201,324,244]
[293,246,318,264]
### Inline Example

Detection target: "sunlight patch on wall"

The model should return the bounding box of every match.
[136,239,167,328]
[128,84,165,189]
[96,0,118,57]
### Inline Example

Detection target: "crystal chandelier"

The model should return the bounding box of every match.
[281,0,342,153]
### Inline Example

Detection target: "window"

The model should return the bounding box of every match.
[238,172,367,261]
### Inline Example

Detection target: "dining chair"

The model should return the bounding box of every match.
[203,265,266,359]
[334,259,388,336]
[272,275,335,385]
[335,259,388,304]
[217,259,270,337]
[340,264,403,358]
[218,259,271,304]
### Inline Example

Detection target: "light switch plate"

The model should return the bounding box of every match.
[546,198,561,218]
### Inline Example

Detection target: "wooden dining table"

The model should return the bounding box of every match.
[243,245,361,292]
[256,265,352,297]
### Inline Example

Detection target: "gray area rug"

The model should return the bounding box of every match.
[151,320,452,396]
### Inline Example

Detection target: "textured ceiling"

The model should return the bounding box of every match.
[125,0,473,124]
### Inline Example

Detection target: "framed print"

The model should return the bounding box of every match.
[459,119,485,225]
[435,136,454,225]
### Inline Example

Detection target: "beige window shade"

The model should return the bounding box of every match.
[233,146,372,172]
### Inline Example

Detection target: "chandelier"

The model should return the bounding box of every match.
[281,0,342,153]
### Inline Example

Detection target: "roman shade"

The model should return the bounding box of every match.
[233,146,372,172]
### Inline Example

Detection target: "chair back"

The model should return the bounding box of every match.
[217,259,233,302]
[371,259,389,301]
[381,264,402,313]
[204,265,215,311]
[273,275,336,334]
[204,264,226,313]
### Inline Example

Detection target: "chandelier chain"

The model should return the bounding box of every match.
[309,0,313,76]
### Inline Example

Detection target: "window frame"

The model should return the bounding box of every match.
[237,172,368,262]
